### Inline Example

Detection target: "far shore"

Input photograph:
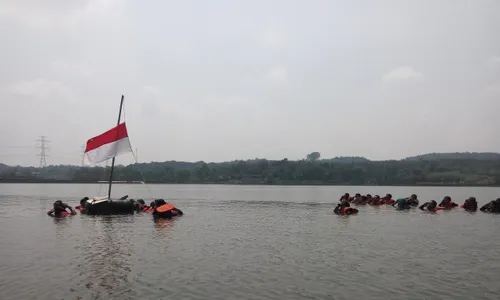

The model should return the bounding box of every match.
[1,179,499,188]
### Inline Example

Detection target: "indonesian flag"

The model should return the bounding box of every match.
[83,122,133,165]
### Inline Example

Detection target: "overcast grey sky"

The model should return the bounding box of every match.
[1,0,499,167]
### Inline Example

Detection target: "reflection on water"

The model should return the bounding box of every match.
[153,218,176,230]
[77,216,135,300]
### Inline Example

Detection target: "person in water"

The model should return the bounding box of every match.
[135,199,152,212]
[47,200,76,217]
[339,193,351,203]
[358,195,369,205]
[461,197,478,211]
[369,195,382,205]
[480,198,500,213]
[419,200,438,212]
[392,197,411,210]
[407,194,419,207]
[337,194,351,207]
[351,194,362,204]
[151,199,184,217]
[333,201,345,214]
[381,194,395,205]
[334,200,358,215]
[75,197,89,212]
[438,196,458,209]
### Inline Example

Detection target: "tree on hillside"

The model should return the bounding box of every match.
[306,152,321,161]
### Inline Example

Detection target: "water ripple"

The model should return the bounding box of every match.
[1,185,500,299]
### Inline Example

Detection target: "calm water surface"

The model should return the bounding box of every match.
[0,184,500,300]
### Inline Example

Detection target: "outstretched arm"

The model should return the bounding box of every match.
[47,208,55,217]
[480,202,491,212]
[62,203,76,215]
[419,202,428,210]
[68,206,77,215]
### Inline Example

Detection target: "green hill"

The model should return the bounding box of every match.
[404,152,500,161]
[2,152,500,186]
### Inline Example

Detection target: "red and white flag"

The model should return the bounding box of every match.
[83,122,133,165]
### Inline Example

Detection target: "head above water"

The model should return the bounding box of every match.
[384,194,392,199]
[410,194,417,200]
[53,200,66,211]
[443,196,451,202]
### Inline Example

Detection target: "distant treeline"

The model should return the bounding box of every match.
[2,152,500,186]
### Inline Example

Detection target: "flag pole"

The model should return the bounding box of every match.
[107,95,124,200]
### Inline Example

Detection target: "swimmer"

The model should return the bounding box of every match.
[438,196,458,209]
[407,194,419,207]
[75,197,89,212]
[334,201,358,215]
[381,194,395,205]
[419,200,438,212]
[334,195,352,213]
[351,194,362,204]
[47,200,76,217]
[357,195,368,205]
[392,197,410,210]
[461,197,478,212]
[369,195,382,205]
[152,200,184,218]
[480,198,500,213]
[135,199,152,212]
[339,193,350,203]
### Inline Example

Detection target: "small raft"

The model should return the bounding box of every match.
[82,197,136,215]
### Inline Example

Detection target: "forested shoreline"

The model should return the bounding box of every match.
[2,152,500,186]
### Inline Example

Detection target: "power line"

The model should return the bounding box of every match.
[36,136,50,168]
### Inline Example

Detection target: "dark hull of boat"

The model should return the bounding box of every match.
[83,200,136,215]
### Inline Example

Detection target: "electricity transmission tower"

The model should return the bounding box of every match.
[36,136,49,168]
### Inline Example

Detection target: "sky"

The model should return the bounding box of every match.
[0,0,499,167]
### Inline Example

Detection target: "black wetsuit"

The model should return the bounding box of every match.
[463,198,478,211]
[334,201,350,214]
[408,198,419,207]
[48,200,73,217]
[480,199,500,213]
[419,201,437,211]
[393,198,411,210]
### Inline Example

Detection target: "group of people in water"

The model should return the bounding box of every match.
[47,191,500,218]
[334,192,500,216]
[47,196,184,219]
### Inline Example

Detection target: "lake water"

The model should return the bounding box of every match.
[0,184,499,300]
